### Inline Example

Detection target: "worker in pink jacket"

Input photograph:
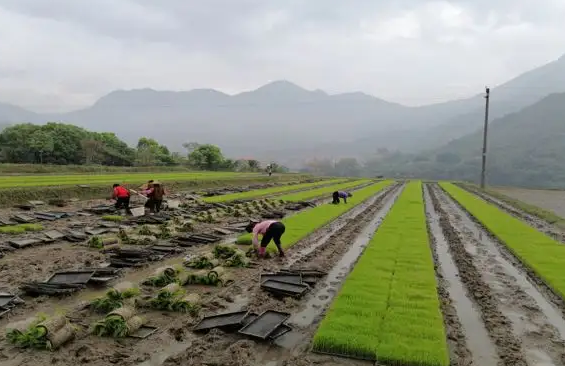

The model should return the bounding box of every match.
[245,220,286,258]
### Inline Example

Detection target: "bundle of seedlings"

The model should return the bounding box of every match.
[0,223,43,235]
[7,314,75,350]
[224,249,251,268]
[143,266,182,287]
[148,283,200,315]
[138,225,154,236]
[185,252,220,269]
[178,269,209,285]
[90,282,140,313]
[213,244,238,259]
[92,306,144,338]
[177,220,194,233]
[89,235,120,250]
[101,215,123,222]
[207,266,233,287]
[156,224,173,239]
[127,234,157,246]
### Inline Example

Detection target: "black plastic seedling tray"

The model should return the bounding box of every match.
[46,271,94,285]
[260,273,303,285]
[238,310,290,340]
[193,310,250,332]
[269,324,292,340]
[261,279,309,298]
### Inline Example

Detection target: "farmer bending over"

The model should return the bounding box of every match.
[332,191,352,204]
[141,181,166,213]
[112,184,132,215]
[246,220,286,258]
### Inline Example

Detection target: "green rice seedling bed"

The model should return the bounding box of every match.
[441,182,565,300]
[277,179,372,202]
[312,181,449,365]
[0,172,262,188]
[203,179,346,203]
[235,180,393,252]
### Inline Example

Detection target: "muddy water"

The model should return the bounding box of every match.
[437,187,565,366]
[423,187,499,366]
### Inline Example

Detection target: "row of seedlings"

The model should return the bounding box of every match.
[441,182,565,300]
[312,181,449,365]
[203,179,347,203]
[236,180,394,253]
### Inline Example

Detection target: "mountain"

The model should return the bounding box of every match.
[377,93,565,188]
[0,53,565,166]
[0,102,40,124]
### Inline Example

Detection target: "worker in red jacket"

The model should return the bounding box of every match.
[112,184,132,215]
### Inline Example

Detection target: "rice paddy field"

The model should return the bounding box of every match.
[3,176,565,366]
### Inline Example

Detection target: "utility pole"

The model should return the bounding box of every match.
[480,87,490,189]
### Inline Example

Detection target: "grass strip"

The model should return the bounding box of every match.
[277,179,372,202]
[312,181,449,365]
[203,178,345,203]
[441,182,565,300]
[236,180,393,252]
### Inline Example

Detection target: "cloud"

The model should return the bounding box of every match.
[0,0,564,112]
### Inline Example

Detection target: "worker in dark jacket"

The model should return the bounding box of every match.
[142,181,166,213]
[332,191,352,204]
[246,220,286,258]
[112,184,132,215]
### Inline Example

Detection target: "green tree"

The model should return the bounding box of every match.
[29,130,54,164]
[187,144,225,170]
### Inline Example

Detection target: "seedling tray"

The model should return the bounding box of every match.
[261,279,309,298]
[260,273,303,285]
[193,310,250,332]
[238,310,290,340]
[241,312,258,327]
[269,324,292,340]
[8,238,42,249]
[46,271,94,285]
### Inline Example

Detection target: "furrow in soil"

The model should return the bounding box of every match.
[433,184,565,366]
[423,184,497,366]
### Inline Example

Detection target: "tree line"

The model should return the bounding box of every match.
[0,123,288,173]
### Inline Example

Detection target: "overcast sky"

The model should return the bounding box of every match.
[1,0,565,113]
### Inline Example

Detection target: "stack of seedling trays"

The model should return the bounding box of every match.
[33,211,73,221]
[193,310,292,341]
[172,233,223,247]
[107,247,168,268]
[85,204,117,215]
[129,214,171,225]
[260,268,326,299]
[20,267,122,296]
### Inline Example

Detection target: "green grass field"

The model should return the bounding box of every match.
[313,181,449,365]
[236,180,393,252]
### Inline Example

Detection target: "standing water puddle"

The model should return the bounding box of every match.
[424,187,499,366]
[441,190,565,365]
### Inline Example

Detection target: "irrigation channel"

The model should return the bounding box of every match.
[0,180,397,366]
[425,183,565,366]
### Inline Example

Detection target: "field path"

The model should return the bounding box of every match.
[493,188,565,218]
[431,183,565,366]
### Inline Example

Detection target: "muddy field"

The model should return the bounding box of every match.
[493,187,565,218]
[0,180,389,366]
[4,179,565,366]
